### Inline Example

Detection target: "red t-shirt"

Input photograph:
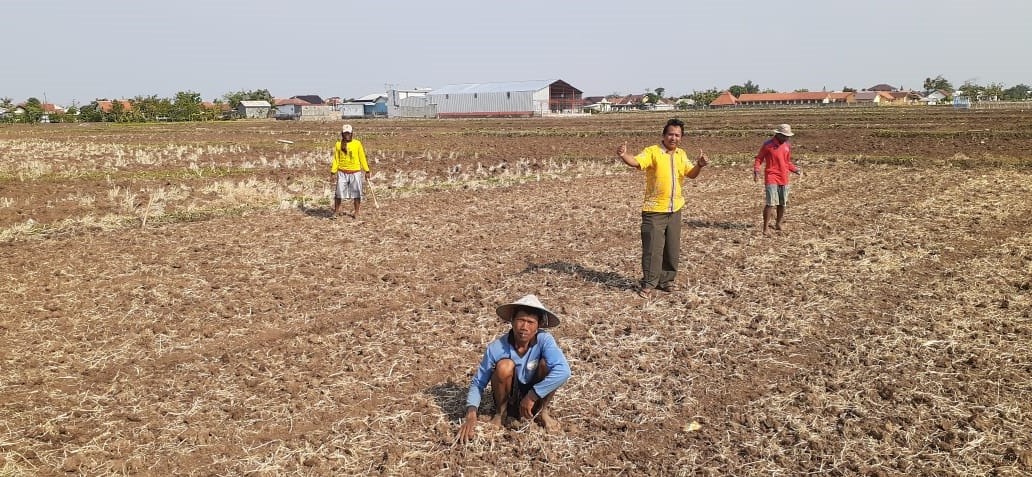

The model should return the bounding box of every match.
[754,137,799,185]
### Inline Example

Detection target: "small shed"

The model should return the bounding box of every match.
[237,100,271,119]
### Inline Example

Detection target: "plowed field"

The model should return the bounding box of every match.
[2,107,1031,475]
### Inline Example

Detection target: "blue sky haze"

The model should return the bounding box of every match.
[4,0,1030,105]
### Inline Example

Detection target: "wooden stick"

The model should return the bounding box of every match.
[366,176,380,208]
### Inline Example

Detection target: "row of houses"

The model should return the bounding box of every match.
[709,84,947,108]
[231,94,392,120]
[5,81,964,122]
[236,80,589,121]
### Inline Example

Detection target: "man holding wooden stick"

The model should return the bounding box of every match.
[330,124,370,219]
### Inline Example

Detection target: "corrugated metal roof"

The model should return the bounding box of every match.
[430,79,558,95]
[356,93,386,101]
[240,100,271,107]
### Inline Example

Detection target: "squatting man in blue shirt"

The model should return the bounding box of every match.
[456,294,572,443]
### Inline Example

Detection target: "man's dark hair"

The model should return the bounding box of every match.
[663,118,685,136]
[512,305,544,325]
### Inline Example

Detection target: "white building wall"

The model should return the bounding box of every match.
[340,104,365,118]
[429,89,539,115]
[299,105,336,121]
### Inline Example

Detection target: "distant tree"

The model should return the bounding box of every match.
[199,99,226,121]
[923,75,953,93]
[689,88,722,107]
[222,88,274,109]
[1002,84,1031,101]
[842,86,856,92]
[728,85,746,97]
[984,82,1004,101]
[957,80,984,101]
[61,105,79,123]
[794,88,810,92]
[17,97,44,123]
[171,91,202,121]
[78,101,103,122]
[674,97,694,110]
[0,97,13,123]
[131,95,172,121]
[110,100,130,122]
[742,80,760,94]
[654,87,665,99]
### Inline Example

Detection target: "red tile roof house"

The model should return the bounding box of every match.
[41,103,66,114]
[96,100,133,113]
[709,91,738,107]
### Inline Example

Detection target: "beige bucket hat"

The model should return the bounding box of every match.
[773,124,794,136]
[496,294,560,328]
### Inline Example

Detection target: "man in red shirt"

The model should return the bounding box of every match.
[753,124,801,236]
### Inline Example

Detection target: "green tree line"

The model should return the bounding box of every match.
[678,75,1030,108]
[1,88,274,123]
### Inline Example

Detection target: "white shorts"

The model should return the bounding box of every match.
[335,172,364,199]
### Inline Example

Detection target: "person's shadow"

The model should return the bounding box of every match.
[299,203,335,219]
[521,261,637,291]
[427,382,474,422]
[685,219,752,230]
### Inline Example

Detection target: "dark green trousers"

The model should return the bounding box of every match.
[640,210,682,289]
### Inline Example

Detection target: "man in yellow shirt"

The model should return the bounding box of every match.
[617,118,708,298]
[330,124,370,219]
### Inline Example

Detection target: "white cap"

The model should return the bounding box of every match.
[341,124,353,133]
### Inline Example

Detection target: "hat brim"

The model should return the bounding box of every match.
[774,129,794,136]
[496,303,560,328]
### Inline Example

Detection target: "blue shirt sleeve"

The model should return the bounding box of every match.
[531,333,571,399]
[465,338,502,409]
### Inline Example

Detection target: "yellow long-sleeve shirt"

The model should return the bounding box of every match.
[635,145,696,213]
[331,139,370,173]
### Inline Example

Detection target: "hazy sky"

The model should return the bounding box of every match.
[5,0,1030,105]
